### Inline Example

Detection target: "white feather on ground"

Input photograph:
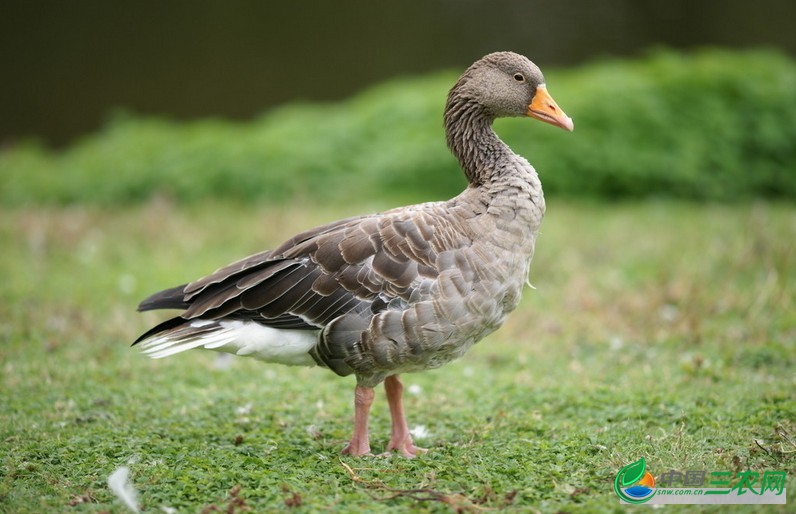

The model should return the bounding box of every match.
[410,425,430,440]
[107,466,140,513]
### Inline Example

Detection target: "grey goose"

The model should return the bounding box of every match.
[134,51,573,457]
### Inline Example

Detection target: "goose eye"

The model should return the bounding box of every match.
[513,73,525,82]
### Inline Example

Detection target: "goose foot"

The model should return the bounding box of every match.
[383,437,427,458]
[341,441,373,457]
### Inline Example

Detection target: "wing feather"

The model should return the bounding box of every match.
[136,202,478,379]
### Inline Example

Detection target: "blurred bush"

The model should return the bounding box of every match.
[2,48,795,206]
[507,48,796,201]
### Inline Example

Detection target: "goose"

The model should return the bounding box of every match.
[134,51,573,457]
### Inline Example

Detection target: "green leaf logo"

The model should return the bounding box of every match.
[620,458,646,487]
[614,457,655,504]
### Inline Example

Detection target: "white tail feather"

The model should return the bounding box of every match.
[138,320,318,366]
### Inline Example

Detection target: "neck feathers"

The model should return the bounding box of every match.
[444,93,511,186]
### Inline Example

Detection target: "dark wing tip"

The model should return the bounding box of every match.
[137,284,189,312]
[132,316,187,346]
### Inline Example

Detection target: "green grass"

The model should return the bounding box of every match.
[1,200,794,513]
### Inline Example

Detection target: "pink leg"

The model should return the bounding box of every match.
[341,385,374,456]
[384,375,426,457]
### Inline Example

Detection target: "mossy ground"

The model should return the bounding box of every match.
[1,200,794,513]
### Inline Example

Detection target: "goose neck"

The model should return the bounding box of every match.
[444,99,511,185]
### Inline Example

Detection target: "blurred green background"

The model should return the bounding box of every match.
[2,49,795,205]
[1,0,795,205]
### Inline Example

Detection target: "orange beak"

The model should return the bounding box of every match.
[527,86,574,132]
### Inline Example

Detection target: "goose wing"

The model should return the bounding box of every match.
[135,203,480,375]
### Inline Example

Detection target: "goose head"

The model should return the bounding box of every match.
[448,51,574,131]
